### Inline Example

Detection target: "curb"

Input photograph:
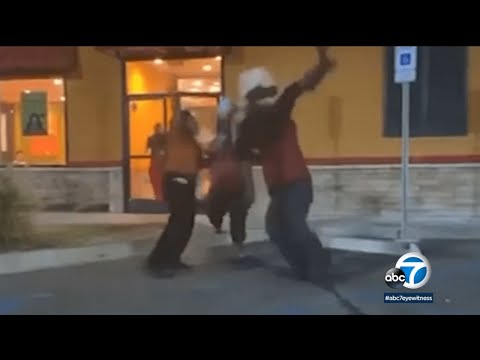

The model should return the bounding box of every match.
[0,215,269,276]
[0,237,154,276]
[0,232,270,276]
[9,214,476,276]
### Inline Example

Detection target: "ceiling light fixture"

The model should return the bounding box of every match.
[60,96,66,102]
[215,56,221,61]
[193,80,203,87]
[53,78,63,86]
[202,64,212,72]
[153,58,164,65]
[209,85,220,92]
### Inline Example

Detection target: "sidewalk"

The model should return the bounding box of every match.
[34,210,480,244]
[1,212,234,275]
[311,212,480,241]
[4,210,475,277]
[33,212,169,226]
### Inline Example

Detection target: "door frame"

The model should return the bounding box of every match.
[0,103,15,164]
[120,59,225,213]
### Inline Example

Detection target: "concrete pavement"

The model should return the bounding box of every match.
[1,232,480,315]
[2,211,477,315]
[0,255,352,315]
[33,212,169,226]
[34,211,480,241]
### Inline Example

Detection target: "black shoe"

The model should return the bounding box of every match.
[305,252,332,286]
[145,256,192,274]
[170,261,192,271]
[144,263,176,279]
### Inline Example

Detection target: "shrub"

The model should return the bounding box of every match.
[0,170,36,251]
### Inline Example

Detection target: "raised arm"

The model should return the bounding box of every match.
[277,46,336,117]
[235,48,336,157]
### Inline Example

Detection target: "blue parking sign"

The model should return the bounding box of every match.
[400,53,411,66]
[394,46,417,83]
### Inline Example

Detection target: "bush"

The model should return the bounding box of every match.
[0,170,36,251]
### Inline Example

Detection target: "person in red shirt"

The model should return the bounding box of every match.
[206,97,253,255]
[235,47,336,284]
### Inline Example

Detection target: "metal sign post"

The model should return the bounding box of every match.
[319,46,421,256]
[394,46,418,250]
[400,82,410,240]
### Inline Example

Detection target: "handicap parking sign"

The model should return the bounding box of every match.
[394,46,417,83]
[400,53,411,66]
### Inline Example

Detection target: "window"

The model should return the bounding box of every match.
[0,78,66,165]
[384,46,468,137]
[126,57,222,95]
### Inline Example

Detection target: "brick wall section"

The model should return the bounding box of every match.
[2,165,479,218]
[0,167,124,212]
[247,165,480,227]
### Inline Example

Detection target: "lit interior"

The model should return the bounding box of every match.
[127,57,221,200]
[0,56,220,199]
[0,78,66,165]
[126,56,221,97]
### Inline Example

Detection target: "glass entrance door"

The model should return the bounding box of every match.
[126,94,219,213]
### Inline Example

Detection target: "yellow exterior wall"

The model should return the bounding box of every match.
[224,46,480,160]
[66,46,122,163]
[63,46,480,164]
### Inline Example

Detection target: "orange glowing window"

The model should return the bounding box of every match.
[0,78,66,165]
[29,135,60,156]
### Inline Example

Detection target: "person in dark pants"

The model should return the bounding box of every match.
[146,110,203,277]
[207,187,248,243]
[235,47,336,284]
[206,97,253,254]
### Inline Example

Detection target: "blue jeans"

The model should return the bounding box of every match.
[266,179,320,279]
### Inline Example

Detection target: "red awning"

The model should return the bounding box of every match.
[0,46,81,79]
[95,46,231,60]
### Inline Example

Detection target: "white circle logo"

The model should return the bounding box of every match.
[395,252,431,290]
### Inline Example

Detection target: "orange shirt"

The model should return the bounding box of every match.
[163,129,202,176]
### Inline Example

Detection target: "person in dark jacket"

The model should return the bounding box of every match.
[234,46,336,284]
